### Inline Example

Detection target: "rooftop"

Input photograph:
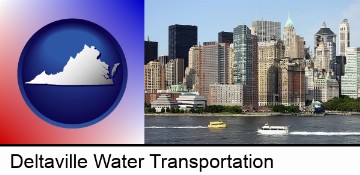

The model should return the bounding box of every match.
[285,12,294,27]
[151,94,177,105]
[315,22,335,35]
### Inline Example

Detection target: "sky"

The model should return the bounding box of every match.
[145,0,360,56]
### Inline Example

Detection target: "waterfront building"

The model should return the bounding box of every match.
[251,20,281,42]
[169,24,197,69]
[208,84,244,106]
[198,42,231,99]
[314,74,339,102]
[176,92,206,110]
[218,31,233,44]
[198,43,218,98]
[278,58,305,107]
[145,89,181,105]
[145,39,158,65]
[341,47,360,98]
[339,19,350,56]
[151,94,178,112]
[258,40,284,106]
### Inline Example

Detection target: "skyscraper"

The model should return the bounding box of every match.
[158,55,169,66]
[198,43,219,98]
[258,40,284,106]
[184,46,201,91]
[218,43,231,84]
[278,58,305,107]
[168,24,198,69]
[341,47,360,98]
[304,67,315,101]
[158,56,169,90]
[314,22,336,73]
[145,40,158,65]
[197,43,230,97]
[233,25,253,85]
[339,19,350,56]
[233,25,256,106]
[295,35,305,58]
[314,42,331,71]
[313,75,339,102]
[335,55,346,95]
[278,58,292,106]
[251,35,259,106]
[251,20,281,42]
[218,31,233,44]
[284,13,296,58]
[228,43,234,84]
[283,13,305,59]
[165,58,184,88]
[144,60,161,93]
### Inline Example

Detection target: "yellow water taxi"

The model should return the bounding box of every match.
[208,120,227,128]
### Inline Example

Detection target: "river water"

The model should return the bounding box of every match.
[145,115,360,144]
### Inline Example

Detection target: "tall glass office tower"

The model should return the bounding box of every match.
[233,25,256,106]
[233,25,252,85]
[168,24,197,69]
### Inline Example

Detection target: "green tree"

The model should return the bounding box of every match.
[151,107,156,113]
[189,108,195,113]
[174,107,180,113]
[145,107,152,113]
[145,103,151,108]
[166,107,170,113]
[323,95,360,111]
[198,108,203,114]
[160,108,165,113]
[170,107,175,113]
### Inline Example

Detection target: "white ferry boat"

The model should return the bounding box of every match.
[257,123,289,135]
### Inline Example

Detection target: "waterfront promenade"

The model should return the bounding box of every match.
[145,111,360,117]
[145,112,284,117]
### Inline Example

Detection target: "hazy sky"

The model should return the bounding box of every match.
[145,0,360,56]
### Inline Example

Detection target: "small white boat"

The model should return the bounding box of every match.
[257,123,289,135]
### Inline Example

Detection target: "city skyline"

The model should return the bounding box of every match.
[145,0,360,56]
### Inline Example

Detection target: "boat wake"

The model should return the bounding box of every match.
[290,132,360,136]
[145,126,207,129]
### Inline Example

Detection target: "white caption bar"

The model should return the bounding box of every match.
[0,146,358,175]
